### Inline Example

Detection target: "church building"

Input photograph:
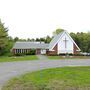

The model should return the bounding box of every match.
[12,31,80,55]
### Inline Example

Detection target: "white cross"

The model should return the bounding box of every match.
[63,37,68,49]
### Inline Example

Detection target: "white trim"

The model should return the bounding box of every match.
[49,49,55,51]
[65,31,81,51]
[50,31,81,51]
[50,31,65,50]
[76,50,80,51]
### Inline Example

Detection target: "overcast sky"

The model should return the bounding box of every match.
[0,0,90,39]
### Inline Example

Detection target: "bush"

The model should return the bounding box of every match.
[59,53,73,56]
[1,52,13,57]
[14,53,24,56]
[73,53,84,56]
[7,53,13,57]
[26,49,36,55]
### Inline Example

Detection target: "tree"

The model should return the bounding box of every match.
[70,32,90,53]
[40,38,45,42]
[36,38,40,41]
[31,38,35,41]
[0,19,8,55]
[14,37,19,42]
[53,28,64,35]
[4,36,14,55]
[45,35,52,43]
[27,38,31,41]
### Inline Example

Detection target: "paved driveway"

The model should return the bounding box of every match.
[0,59,90,89]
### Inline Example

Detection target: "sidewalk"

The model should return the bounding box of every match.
[37,55,49,60]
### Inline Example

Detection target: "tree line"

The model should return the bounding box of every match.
[0,19,90,56]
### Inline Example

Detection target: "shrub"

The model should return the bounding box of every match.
[14,53,24,56]
[59,53,84,56]
[73,54,84,56]
[26,49,36,55]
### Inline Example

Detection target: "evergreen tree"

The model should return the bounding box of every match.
[0,19,8,55]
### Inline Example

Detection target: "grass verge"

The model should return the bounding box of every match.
[48,56,90,59]
[0,55,38,62]
[2,66,90,90]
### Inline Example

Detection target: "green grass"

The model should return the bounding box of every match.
[0,55,38,62]
[48,56,90,59]
[2,66,90,90]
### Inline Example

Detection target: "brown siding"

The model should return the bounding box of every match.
[12,48,15,54]
[36,49,41,54]
[73,44,80,54]
[47,44,58,55]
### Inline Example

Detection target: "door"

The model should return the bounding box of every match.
[36,49,41,54]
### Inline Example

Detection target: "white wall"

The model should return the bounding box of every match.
[58,33,73,54]
[41,49,46,54]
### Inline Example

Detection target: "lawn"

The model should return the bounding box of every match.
[0,55,38,62]
[2,66,90,90]
[48,55,90,60]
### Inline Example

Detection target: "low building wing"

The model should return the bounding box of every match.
[13,42,49,49]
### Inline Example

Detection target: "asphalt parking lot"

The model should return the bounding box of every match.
[0,59,90,89]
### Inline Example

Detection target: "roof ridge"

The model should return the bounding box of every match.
[49,31,65,49]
